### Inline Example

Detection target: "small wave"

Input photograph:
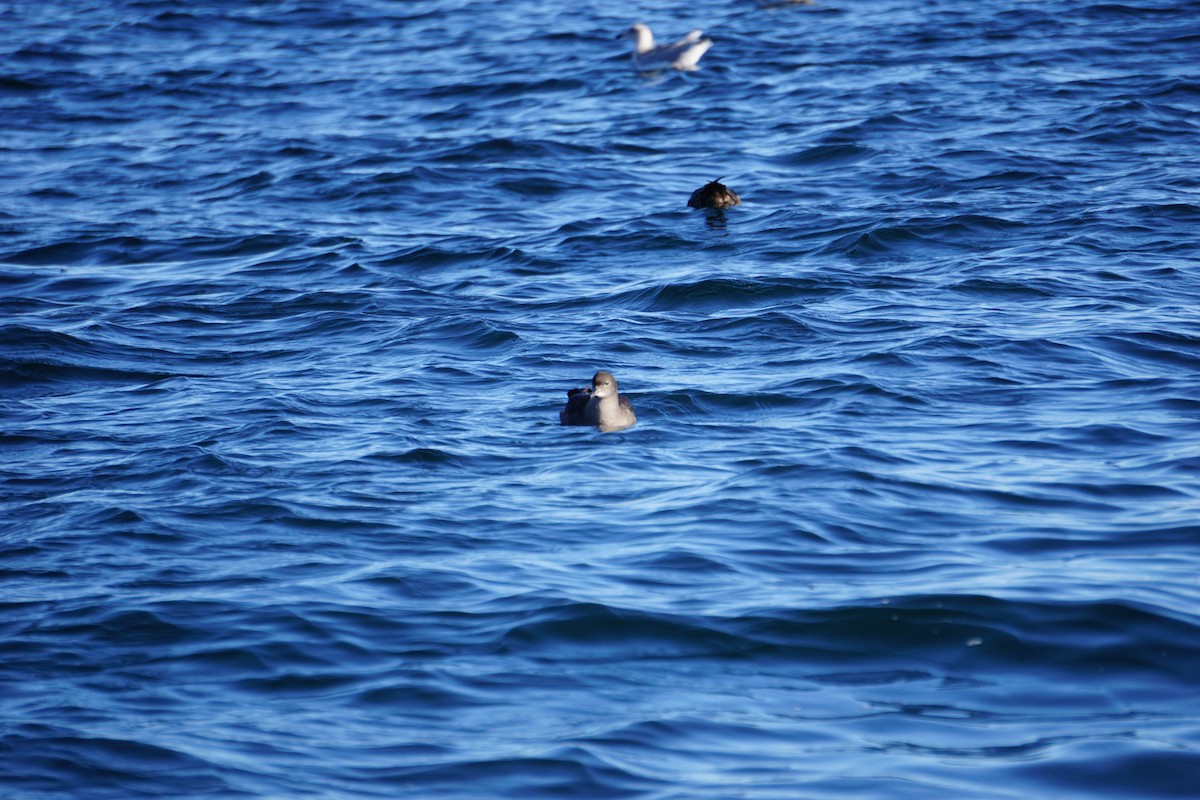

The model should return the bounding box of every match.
[365,447,468,467]
[822,214,1025,259]
[655,388,815,420]
[0,75,46,92]
[1014,744,1200,799]
[777,143,876,166]
[632,276,829,312]
[989,524,1200,556]
[950,277,1057,298]
[0,728,232,795]
[2,233,301,268]
[432,136,598,164]
[374,242,539,271]
[404,315,521,353]
[820,225,927,258]
[477,596,1200,692]
[496,602,744,659]
[0,360,177,396]
[377,748,654,798]
[494,174,572,198]
[12,45,92,63]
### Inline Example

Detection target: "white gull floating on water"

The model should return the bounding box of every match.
[622,23,712,71]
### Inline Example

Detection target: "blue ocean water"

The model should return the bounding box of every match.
[3,0,1200,797]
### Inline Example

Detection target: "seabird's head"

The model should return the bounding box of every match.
[591,371,618,399]
[622,23,654,50]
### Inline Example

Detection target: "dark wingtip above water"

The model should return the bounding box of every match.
[560,370,637,431]
[688,178,741,210]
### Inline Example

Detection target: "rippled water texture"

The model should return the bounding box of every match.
[3,0,1200,797]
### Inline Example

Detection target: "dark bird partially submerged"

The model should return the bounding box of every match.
[688,178,741,210]
[559,371,637,432]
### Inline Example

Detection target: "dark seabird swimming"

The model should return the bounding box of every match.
[688,178,741,210]
[559,371,637,431]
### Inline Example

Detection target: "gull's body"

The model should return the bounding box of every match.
[623,23,712,71]
[559,371,637,432]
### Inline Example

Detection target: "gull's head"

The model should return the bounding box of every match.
[622,23,654,50]
[590,371,618,399]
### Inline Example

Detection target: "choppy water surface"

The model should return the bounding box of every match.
[3,0,1200,797]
